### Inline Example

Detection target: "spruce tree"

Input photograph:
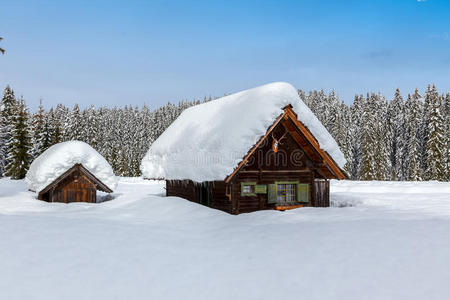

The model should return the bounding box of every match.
[46,108,62,146]
[86,105,98,149]
[31,98,46,158]
[405,91,423,180]
[68,104,83,141]
[387,89,406,180]
[50,108,62,144]
[374,94,391,180]
[5,98,32,179]
[424,93,446,180]
[360,94,377,180]
[421,85,438,172]
[444,94,450,180]
[349,95,364,179]
[0,86,17,176]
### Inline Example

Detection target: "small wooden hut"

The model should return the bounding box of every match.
[141,82,348,214]
[38,163,113,203]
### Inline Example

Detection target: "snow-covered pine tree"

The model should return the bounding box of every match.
[360,94,377,180]
[333,101,352,173]
[47,108,62,146]
[404,91,423,181]
[444,93,450,180]
[55,103,70,142]
[68,104,83,141]
[348,94,364,179]
[307,90,327,125]
[297,89,307,106]
[424,92,446,180]
[5,97,32,179]
[374,94,391,180]
[421,85,438,173]
[324,90,340,136]
[31,98,46,159]
[387,88,406,180]
[360,93,391,180]
[85,105,98,149]
[0,85,17,176]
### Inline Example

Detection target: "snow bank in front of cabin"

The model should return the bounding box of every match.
[25,141,117,193]
[141,82,346,181]
[1,179,450,300]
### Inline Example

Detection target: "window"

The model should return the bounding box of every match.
[268,182,310,204]
[243,185,254,194]
[277,183,296,204]
[241,182,256,196]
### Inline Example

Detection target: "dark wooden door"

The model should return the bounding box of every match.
[314,180,330,207]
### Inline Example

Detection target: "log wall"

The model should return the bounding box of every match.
[40,171,97,203]
[165,122,332,214]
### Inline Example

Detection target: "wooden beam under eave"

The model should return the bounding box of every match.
[284,107,348,180]
[282,119,323,164]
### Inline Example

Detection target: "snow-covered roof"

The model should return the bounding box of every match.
[140,82,346,182]
[26,141,118,193]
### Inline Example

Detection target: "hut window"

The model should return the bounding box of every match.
[268,181,309,204]
[241,182,256,196]
[277,183,297,203]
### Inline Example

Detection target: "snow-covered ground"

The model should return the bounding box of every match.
[1,178,450,300]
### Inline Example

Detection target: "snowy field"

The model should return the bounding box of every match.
[1,178,450,300]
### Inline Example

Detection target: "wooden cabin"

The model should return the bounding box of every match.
[38,163,113,203]
[141,82,348,214]
[165,105,347,214]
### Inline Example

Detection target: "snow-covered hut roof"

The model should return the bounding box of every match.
[140,82,346,182]
[26,141,118,193]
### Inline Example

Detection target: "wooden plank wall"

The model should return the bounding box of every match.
[230,122,322,214]
[166,180,200,204]
[166,180,233,213]
[165,121,333,214]
[314,179,330,207]
[209,181,232,213]
[41,171,97,203]
[233,170,314,213]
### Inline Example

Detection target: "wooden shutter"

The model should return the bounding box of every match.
[255,185,267,194]
[297,183,309,203]
[268,184,277,204]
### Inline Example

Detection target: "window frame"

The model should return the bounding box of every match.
[267,181,311,205]
[275,181,299,204]
[240,182,257,196]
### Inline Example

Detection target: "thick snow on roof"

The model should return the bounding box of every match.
[26,141,118,193]
[141,82,346,182]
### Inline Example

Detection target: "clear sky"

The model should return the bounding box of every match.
[1,0,450,110]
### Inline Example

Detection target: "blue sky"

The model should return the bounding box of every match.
[1,0,450,110]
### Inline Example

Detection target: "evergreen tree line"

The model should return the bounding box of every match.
[299,85,449,181]
[0,85,211,178]
[0,84,448,181]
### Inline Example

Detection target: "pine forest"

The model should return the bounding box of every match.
[0,85,449,181]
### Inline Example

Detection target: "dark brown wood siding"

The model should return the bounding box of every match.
[166,180,233,213]
[314,179,330,207]
[165,121,332,214]
[39,168,97,203]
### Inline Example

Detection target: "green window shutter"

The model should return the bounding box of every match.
[255,185,267,194]
[268,184,277,204]
[297,183,309,203]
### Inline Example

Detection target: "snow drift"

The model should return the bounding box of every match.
[26,141,117,193]
[1,178,450,300]
[141,82,346,182]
